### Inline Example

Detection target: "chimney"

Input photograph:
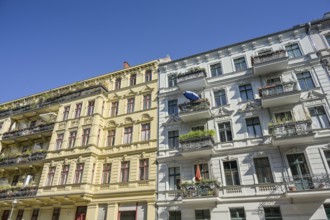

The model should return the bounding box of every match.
[123,61,130,69]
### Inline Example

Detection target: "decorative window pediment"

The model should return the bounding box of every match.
[120,117,134,126]
[137,113,153,123]
[162,115,182,126]
[111,93,121,100]
[300,89,326,101]
[216,106,234,117]
[123,89,137,98]
[106,120,118,128]
[238,99,262,113]
[139,85,154,94]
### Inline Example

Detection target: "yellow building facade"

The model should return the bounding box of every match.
[0,59,163,220]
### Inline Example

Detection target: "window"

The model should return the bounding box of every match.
[143,94,151,110]
[287,153,312,190]
[141,123,150,141]
[168,130,179,149]
[224,161,240,185]
[31,209,39,220]
[168,74,177,87]
[115,78,121,90]
[130,74,137,86]
[145,69,152,82]
[30,120,37,127]
[285,43,302,58]
[168,99,178,116]
[218,122,233,142]
[102,163,111,184]
[82,128,90,146]
[107,129,116,146]
[74,163,84,184]
[12,175,19,186]
[55,133,64,150]
[309,106,330,129]
[274,112,293,123]
[123,127,133,144]
[75,207,87,220]
[246,117,262,138]
[16,209,24,220]
[254,157,274,183]
[169,211,181,220]
[119,211,136,220]
[74,103,82,118]
[264,207,282,220]
[52,208,61,220]
[63,106,70,120]
[324,204,330,220]
[46,166,56,186]
[214,89,227,106]
[239,84,254,101]
[210,63,222,77]
[230,208,246,220]
[91,163,95,184]
[121,161,130,182]
[195,210,210,220]
[138,159,149,180]
[111,101,119,117]
[169,167,180,190]
[194,164,209,179]
[127,98,135,113]
[296,71,315,90]
[60,165,69,185]
[1,210,10,220]
[234,57,247,71]
[87,100,95,116]
[192,126,204,131]
[68,131,77,148]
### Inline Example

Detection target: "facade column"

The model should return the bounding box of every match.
[86,204,98,220]
[106,203,118,220]
[147,201,156,220]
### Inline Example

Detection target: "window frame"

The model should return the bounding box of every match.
[130,73,137,86]
[245,117,262,138]
[263,206,283,220]
[123,126,133,144]
[223,160,240,186]
[145,69,152,82]
[168,167,181,190]
[63,106,70,121]
[253,157,274,184]
[107,129,116,146]
[115,78,121,90]
[296,71,315,91]
[102,163,111,184]
[74,163,84,184]
[46,166,56,186]
[59,165,70,185]
[308,105,330,129]
[195,209,211,220]
[74,103,83,118]
[168,74,177,87]
[143,94,152,110]
[52,208,61,220]
[82,128,90,146]
[126,97,135,113]
[68,131,77,148]
[111,101,119,117]
[218,122,233,142]
[168,99,178,116]
[87,100,95,116]
[285,43,303,59]
[141,123,150,141]
[210,62,222,77]
[214,89,227,107]
[239,84,254,102]
[120,161,130,182]
[233,57,248,72]
[55,133,64,150]
[168,130,179,149]
[139,159,149,181]
[229,207,246,220]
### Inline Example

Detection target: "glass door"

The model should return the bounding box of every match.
[287,153,312,190]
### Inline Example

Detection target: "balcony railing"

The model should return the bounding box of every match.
[0,152,47,167]
[180,136,214,151]
[268,119,313,138]
[251,49,287,66]
[2,123,55,140]
[181,180,219,198]
[0,186,38,199]
[178,99,210,113]
[177,68,206,83]
[259,82,298,98]
[286,174,330,192]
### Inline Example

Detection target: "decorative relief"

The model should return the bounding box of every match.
[58,122,66,129]
[84,116,93,125]
[71,119,79,127]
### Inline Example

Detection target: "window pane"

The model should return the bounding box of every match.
[254,158,274,183]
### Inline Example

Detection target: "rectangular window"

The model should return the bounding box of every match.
[46,166,56,186]
[107,129,116,146]
[52,208,61,220]
[121,161,130,182]
[75,206,87,220]
[168,75,177,87]
[16,209,24,220]
[87,100,95,116]
[143,94,152,110]
[1,210,10,220]
[82,128,90,146]
[264,207,282,220]
[123,127,133,144]
[111,101,119,117]
[195,210,210,220]
[31,209,39,220]
[145,70,152,82]
[296,71,315,90]
[274,112,293,123]
[210,63,222,77]
[254,157,274,183]
[119,211,136,220]
[168,99,178,116]
[60,165,69,185]
[68,131,77,148]
[115,78,121,90]
[285,43,302,58]
[75,103,82,118]
[287,153,312,190]
[74,163,84,184]
[194,164,209,179]
[130,74,137,86]
[234,57,247,71]
[169,211,181,220]
[102,163,111,184]
[139,159,149,180]
[214,89,227,106]
[12,175,19,186]
[309,106,330,129]
[63,106,70,120]
[168,130,179,149]
[127,98,135,113]
[246,117,262,138]
[230,208,246,220]
[91,163,95,184]
[141,123,150,141]
[324,204,330,220]
[56,133,64,150]
[169,167,180,190]
[239,84,254,101]
[224,161,240,185]
[218,122,233,142]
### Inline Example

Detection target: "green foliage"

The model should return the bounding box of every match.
[179,130,215,141]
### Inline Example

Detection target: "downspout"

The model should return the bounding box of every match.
[155,64,161,220]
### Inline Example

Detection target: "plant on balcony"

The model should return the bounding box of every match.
[177,67,206,78]
[181,179,220,197]
[179,130,215,142]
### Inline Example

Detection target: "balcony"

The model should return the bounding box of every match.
[269,119,314,146]
[2,123,55,142]
[0,151,47,167]
[0,186,38,199]
[179,130,215,157]
[259,82,300,108]
[181,180,220,202]
[177,68,207,91]
[178,99,211,122]
[251,49,289,75]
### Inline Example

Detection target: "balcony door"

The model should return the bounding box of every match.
[75,206,87,220]
[287,153,312,190]
[265,78,283,95]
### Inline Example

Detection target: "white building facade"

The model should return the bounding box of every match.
[157,13,330,220]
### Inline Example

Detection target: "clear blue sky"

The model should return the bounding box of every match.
[0,0,329,103]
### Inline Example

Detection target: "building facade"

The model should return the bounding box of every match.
[0,59,167,220]
[157,13,330,220]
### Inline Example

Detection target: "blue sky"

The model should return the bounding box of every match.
[0,0,329,103]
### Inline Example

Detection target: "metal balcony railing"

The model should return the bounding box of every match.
[251,49,287,66]
[179,136,214,151]
[181,180,219,198]
[259,82,298,98]
[177,68,206,83]
[268,119,313,138]
[178,99,210,113]
[2,123,55,139]
[0,152,47,167]
[286,174,330,191]
[0,186,38,199]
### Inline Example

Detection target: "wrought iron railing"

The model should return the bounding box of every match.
[286,174,330,191]
[2,123,55,139]
[251,49,287,65]
[178,99,210,113]
[0,152,47,167]
[177,68,206,83]
[268,119,313,138]
[259,82,298,98]
[180,136,214,151]
[181,180,219,198]
[0,186,38,199]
